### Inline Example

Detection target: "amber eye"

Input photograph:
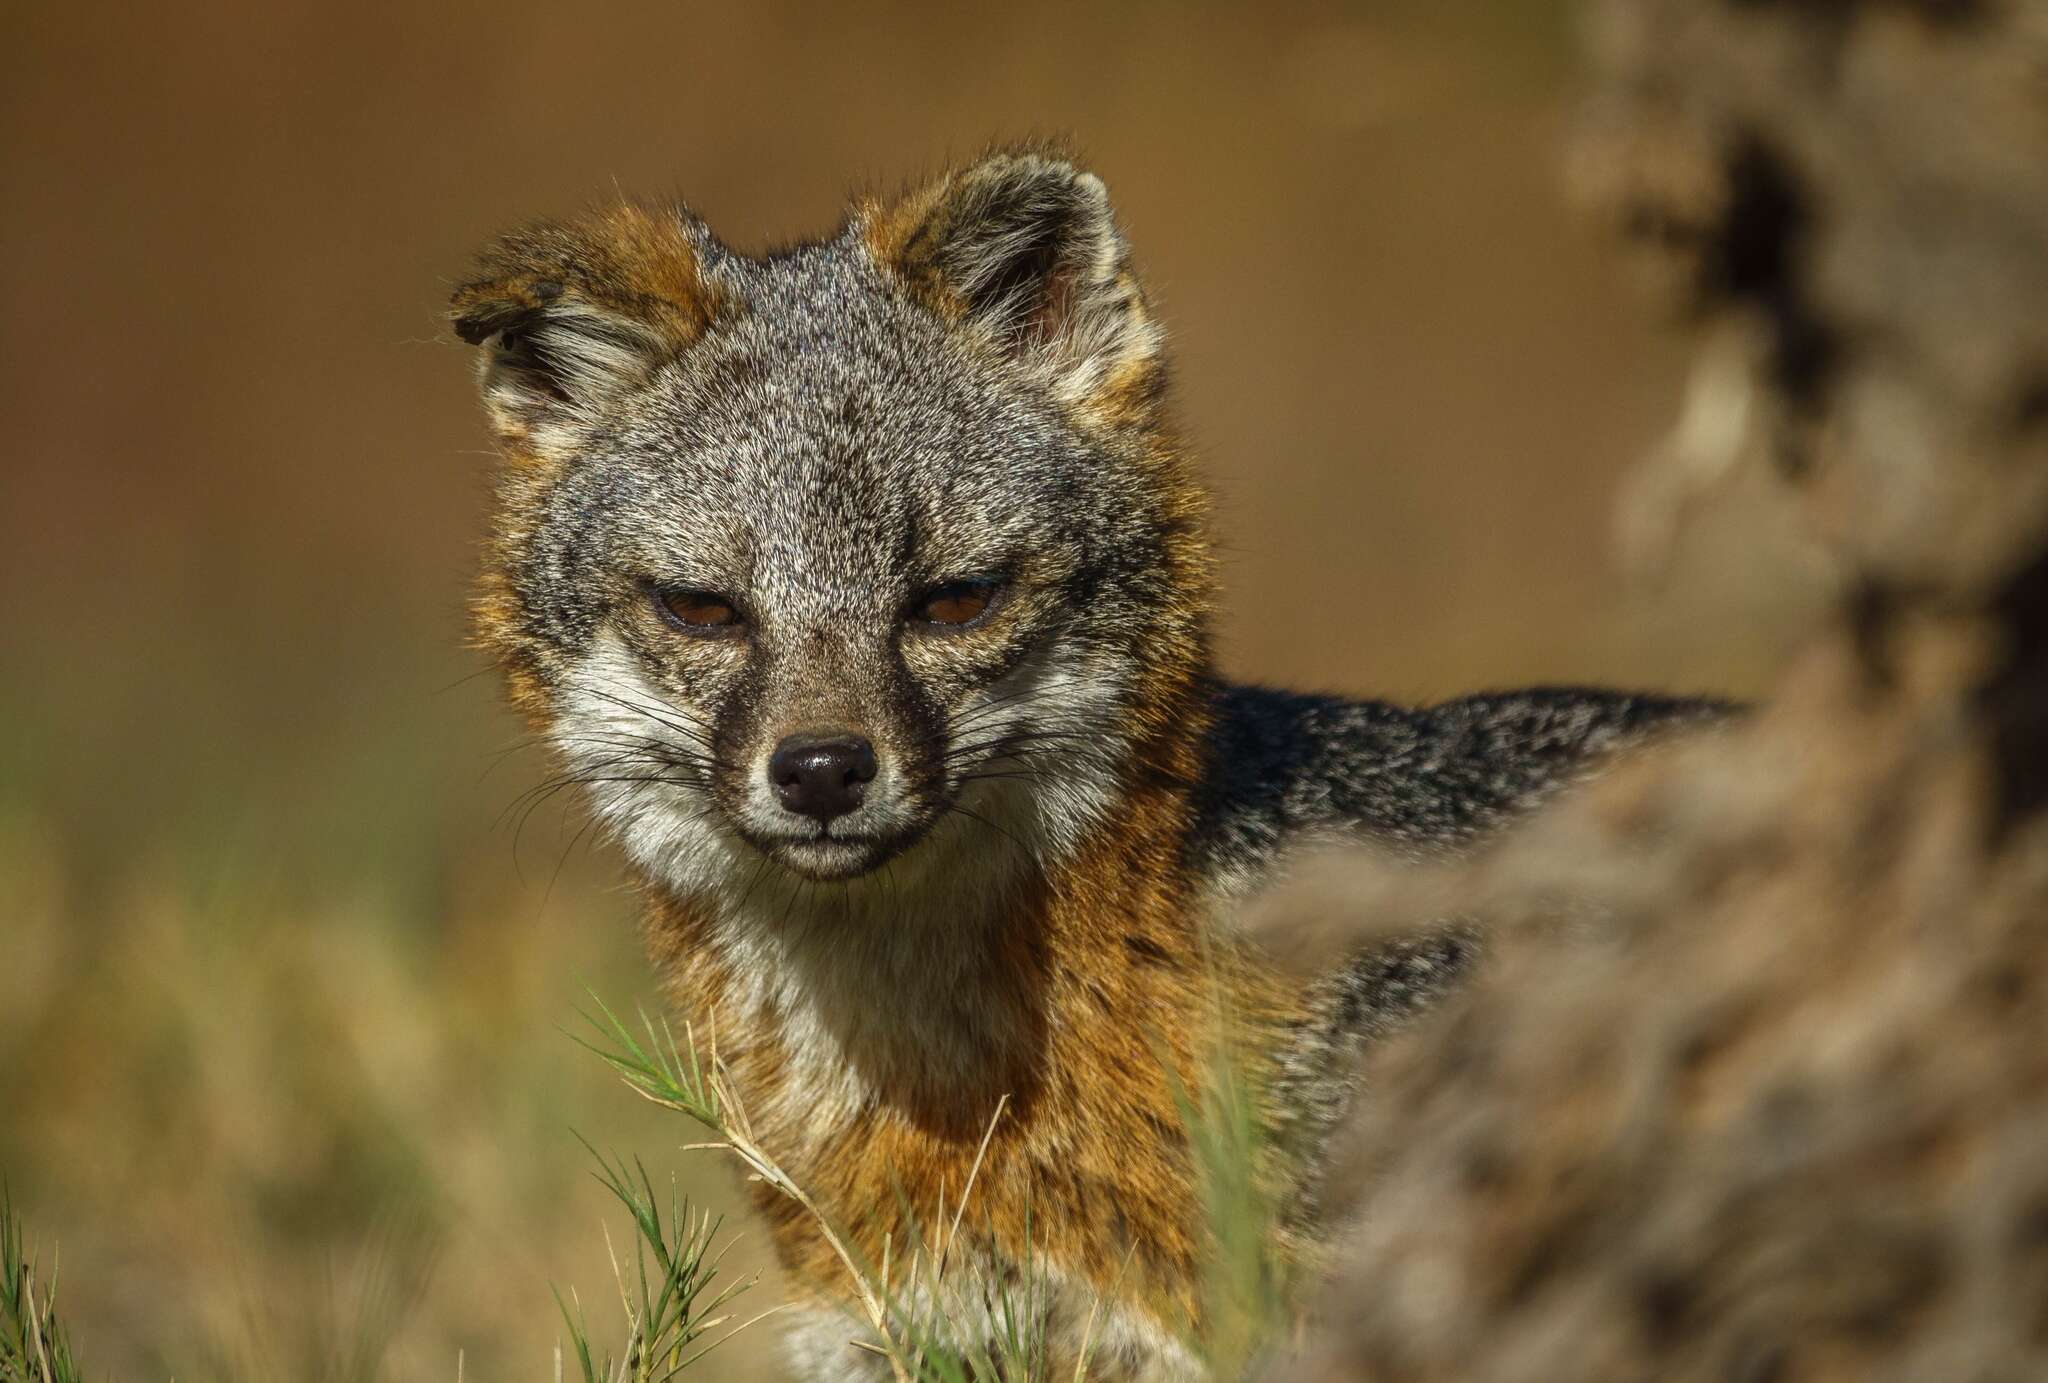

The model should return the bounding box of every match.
[914,579,1002,628]
[654,587,742,632]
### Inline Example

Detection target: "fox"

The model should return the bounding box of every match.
[449,147,1727,1378]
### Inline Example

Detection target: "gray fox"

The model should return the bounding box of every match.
[450,147,1727,1378]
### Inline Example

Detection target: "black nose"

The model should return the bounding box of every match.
[768,732,878,821]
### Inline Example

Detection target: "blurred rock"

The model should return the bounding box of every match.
[1278,2,2048,1377]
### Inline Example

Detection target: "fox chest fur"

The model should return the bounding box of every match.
[642,780,1294,1349]
[451,147,1726,1378]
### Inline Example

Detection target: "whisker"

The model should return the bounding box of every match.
[948,683,1094,732]
[942,730,1103,763]
[571,681,722,754]
[733,854,775,914]
[943,802,1027,852]
[557,738,725,774]
[509,771,709,860]
[501,764,706,839]
[547,690,733,771]
[540,815,598,910]
[434,662,502,696]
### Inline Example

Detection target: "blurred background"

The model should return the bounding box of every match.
[0,1,1822,1377]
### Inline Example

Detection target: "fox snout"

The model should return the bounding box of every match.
[768,731,878,822]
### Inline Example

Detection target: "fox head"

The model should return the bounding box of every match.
[454,151,1214,895]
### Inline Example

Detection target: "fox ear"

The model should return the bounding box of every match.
[865,151,1162,409]
[450,204,719,453]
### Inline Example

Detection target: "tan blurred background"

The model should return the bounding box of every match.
[0,1,1814,1377]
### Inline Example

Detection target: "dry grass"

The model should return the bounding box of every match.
[0,724,788,1380]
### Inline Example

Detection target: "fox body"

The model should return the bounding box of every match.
[452,151,1721,1377]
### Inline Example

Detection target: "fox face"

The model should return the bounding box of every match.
[455,153,1213,894]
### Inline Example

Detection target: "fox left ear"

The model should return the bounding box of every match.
[864,151,1162,409]
[450,204,720,456]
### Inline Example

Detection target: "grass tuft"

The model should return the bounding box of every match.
[3,1185,85,1383]
[553,1144,767,1382]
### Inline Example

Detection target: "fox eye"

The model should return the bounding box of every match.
[653,587,743,633]
[913,578,1003,629]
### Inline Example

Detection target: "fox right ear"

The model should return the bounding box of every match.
[450,204,719,455]
[863,150,1162,412]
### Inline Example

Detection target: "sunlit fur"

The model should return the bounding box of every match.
[453,146,1728,1378]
